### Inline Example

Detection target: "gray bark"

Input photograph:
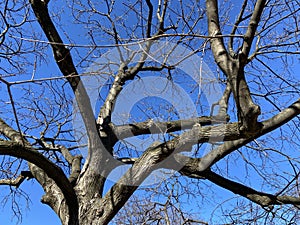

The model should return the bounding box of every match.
[0,0,299,224]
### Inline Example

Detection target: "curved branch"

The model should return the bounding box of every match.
[30,0,109,201]
[99,140,175,224]
[96,32,161,131]
[111,98,300,183]
[98,98,299,223]
[205,0,230,73]
[181,169,300,207]
[0,117,78,225]
[176,98,300,173]
[0,141,78,218]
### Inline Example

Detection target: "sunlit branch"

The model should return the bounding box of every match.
[241,0,266,62]
[0,171,33,188]
[30,0,109,202]
[100,139,177,224]
[111,115,228,141]
[0,141,78,214]
[210,81,231,119]
[175,98,300,173]
[205,0,230,73]
[97,29,167,132]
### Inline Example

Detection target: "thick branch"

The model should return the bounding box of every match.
[60,145,82,185]
[0,118,24,144]
[206,0,262,132]
[112,116,228,140]
[99,141,173,224]
[29,0,97,141]
[176,98,300,173]
[0,117,78,225]
[30,0,110,201]
[205,0,230,73]
[205,170,300,207]
[30,0,78,83]
[98,96,300,223]
[0,141,78,212]
[233,68,262,133]
[175,99,300,208]
[97,39,153,129]
[145,0,153,38]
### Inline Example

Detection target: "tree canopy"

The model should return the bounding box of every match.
[0,0,299,224]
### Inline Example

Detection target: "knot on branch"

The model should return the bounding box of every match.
[239,104,263,136]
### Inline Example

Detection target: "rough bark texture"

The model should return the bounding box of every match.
[206,0,264,134]
[0,0,299,224]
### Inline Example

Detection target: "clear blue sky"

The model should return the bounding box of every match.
[0,182,61,225]
[1,1,299,224]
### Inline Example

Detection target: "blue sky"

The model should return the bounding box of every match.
[0,0,299,224]
[0,182,60,225]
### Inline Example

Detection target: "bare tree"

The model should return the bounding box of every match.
[0,0,299,224]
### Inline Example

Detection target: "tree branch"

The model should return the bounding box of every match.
[96,39,154,131]
[99,140,175,224]
[175,98,300,173]
[206,0,263,133]
[0,171,33,188]
[30,136,82,185]
[30,0,110,201]
[241,0,266,63]
[211,81,231,119]
[112,116,228,141]
[29,0,98,141]
[0,117,79,225]
[145,0,153,38]
[205,0,230,73]
[59,145,82,185]
[0,141,78,220]
[228,0,249,57]
[181,169,300,207]
[97,96,300,224]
